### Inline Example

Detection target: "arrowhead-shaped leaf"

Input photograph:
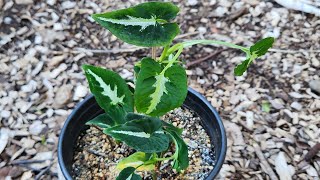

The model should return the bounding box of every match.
[125,112,150,121]
[135,58,187,116]
[162,121,183,135]
[234,37,274,76]
[82,65,133,124]
[117,152,155,171]
[250,37,274,57]
[104,118,169,153]
[92,2,180,47]
[116,167,141,180]
[165,129,189,171]
[86,113,115,128]
[234,58,251,76]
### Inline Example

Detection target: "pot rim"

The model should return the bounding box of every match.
[58,87,227,179]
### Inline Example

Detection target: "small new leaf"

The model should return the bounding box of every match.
[86,113,115,128]
[234,58,251,76]
[117,152,155,171]
[116,167,141,180]
[104,118,169,153]
[250,37,275,57]
[234,37,274,76]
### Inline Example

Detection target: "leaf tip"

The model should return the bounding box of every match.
[81,64,89,70]
[91,14,99,22]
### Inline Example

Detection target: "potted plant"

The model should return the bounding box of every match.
[58,2,274,179]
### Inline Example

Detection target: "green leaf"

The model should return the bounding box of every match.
[165,129,189,171]
[92,2,180,47]
[104,118,169,153]
[162,121,183,135]
[234,37,274,76]
[86,113,115,128]
[117,152,155,171]
[250,37,274,57]
[116,167,141,180]
[82,65,133,124]
[262,100,271,113]
[133,65,141,80]
[234,58,251,76]
[110,105,128,124]
[125,112,160,122]
[135,58,187,116]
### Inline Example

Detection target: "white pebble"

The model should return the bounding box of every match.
[29,121,46,135]
[47,0,56,5]
[289,92,304,99]
[198,27,207,34]
[214,6,228,17]
[187,0,198,6]
[61,1,76,9]
[291,102,302,111]
[73,84,88,100]
[46,109,54,118]
[53,23,64,31]
[4,17,12,24]
[1,110,11,118]
[34,35,43,44]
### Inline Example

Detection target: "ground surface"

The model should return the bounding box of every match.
[0,0,320,179]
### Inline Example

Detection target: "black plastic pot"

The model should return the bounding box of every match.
[58,88,227,179]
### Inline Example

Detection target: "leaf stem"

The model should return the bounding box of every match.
[154,135,179,162]
[152,47,157,60]
[159,45,169,62]
[181,40,249,52]
[155,155,175,161]
[160,47,183,75]
[167,40,250,58]
[167,43,183,56]
[152,170,157,180]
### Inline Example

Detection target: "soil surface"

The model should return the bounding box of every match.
[72,107,215,180]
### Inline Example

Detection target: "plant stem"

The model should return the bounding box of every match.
[159,45,169,62]
[152,170,157,180]
[167,40,250,57]
[167,43,183,56]
[160,47,183,75]
[152,47,157,59]
[182,40,249,51]
[155,155,175,161]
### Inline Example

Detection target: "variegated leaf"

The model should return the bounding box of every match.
[117,152,155,171]
[125,112,156,122]
[165,129,189,171]
[116,167,141,180]
[82,65,133,124]
[104,118,169,153]
[86,113,115,128]
[134,58,187,117]
[97,15,157,32]
[92,2,180,47]
[162,121,183,135]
